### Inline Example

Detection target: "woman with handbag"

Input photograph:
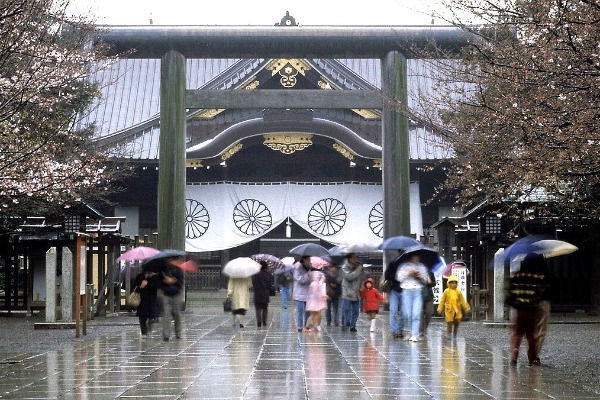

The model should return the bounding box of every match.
[132,270,160,338]
[227,275,252,328]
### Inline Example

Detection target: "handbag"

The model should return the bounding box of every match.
[380,279,392,293]
[223,298,232,312]
[128,288,141,308]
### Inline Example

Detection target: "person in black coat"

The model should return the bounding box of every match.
[132,271,160,337]
[159,261,185,341]
[251,262,274,328]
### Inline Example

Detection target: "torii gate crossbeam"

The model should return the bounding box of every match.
[97,25,473,254]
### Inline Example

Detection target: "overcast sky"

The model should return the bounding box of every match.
[67,0,443,26]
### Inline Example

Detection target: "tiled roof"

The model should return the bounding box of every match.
[83,57,453,161]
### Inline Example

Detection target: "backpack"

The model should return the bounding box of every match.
[276,271,292,286]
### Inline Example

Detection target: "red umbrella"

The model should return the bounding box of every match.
[171,259,199,272]
[116,246,160,262]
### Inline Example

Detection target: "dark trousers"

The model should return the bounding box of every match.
[255,303,268,326]
[511,309,539,363]
[326,297,340,325]
[138,316,154,335]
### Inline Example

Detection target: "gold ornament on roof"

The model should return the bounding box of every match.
[333,142,354,160]
[263,133,313,154]
[221,143,243,160]
[244,79,260,90]
[373,159,382,169]
[186,158,203,168]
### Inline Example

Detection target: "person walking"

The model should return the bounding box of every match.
[227,276,252,328]
[341,253,364,332]
[506,253,551,366]
[384,252,404,339]
[420,269,436,338]
[437,274,470,340]
[292,256,312,332]
[251,261,273,328]
[396,251,430,342]
[534,258,554,360]
[325,264,342,327]
[359,277,386,332]
[132,270,160,338]
[305,266,327,332]
[275,265,293,309]
[159,261,184,341]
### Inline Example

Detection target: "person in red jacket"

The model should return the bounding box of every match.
[359,277,386,332]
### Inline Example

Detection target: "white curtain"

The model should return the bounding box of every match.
[185,182,422,252]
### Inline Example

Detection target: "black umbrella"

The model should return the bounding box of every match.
[396,244,439,269]
[142,249,187,273]
[289,243,331,258]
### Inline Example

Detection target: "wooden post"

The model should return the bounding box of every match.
[158,50,187,250]
[381,51,410,268]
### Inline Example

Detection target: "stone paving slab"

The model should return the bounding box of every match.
[0,293,599,399]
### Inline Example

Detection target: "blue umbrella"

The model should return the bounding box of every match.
[378,236,420,251]
[503,235,578,268]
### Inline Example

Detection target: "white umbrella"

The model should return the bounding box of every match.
[223,257,262,278]
[338,239,383,253]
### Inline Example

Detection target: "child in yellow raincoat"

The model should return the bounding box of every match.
[437,275,471,339]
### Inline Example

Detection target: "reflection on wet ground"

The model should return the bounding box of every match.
[0,299,598,399]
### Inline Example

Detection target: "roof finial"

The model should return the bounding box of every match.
[275,11,298,26]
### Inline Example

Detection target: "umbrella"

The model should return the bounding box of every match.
[250,254,284,270]
[142,249,187,272]
[281,256,295,266]
[396,244,440,269]
[378,236,420,251]
[442,260,466,279]
[289,243,331,258]
[504,235,578,267]
[431,256,447,276]
[116,246,160,262]
[171,259,199,272]
[274,263,294,275]
[310,256,330,268]
[223,257,262,278]
[338,239,382,254]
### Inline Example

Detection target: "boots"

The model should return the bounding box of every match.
[370,319,376,332]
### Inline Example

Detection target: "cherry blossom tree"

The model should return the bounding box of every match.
[0,0,123,224]
[416,0,600,221]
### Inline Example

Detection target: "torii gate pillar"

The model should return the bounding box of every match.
[158,50,186,250]
[382,51,411,238]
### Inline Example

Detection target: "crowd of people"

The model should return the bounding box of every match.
[131,246,553,367]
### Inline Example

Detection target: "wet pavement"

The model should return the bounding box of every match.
[0,293,599,399]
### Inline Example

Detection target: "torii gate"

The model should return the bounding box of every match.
[97,23,472,255]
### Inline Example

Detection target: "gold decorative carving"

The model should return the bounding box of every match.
[221,143,243,160]
[332,142,354,160]
[263,133,313,154]
[266,59,311,76]
[373,159,382,169]
[190,108,225,119]
[317,78,334,90]
[186,158,204,168]
[352,109,381,119]
[244,79,260,90]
